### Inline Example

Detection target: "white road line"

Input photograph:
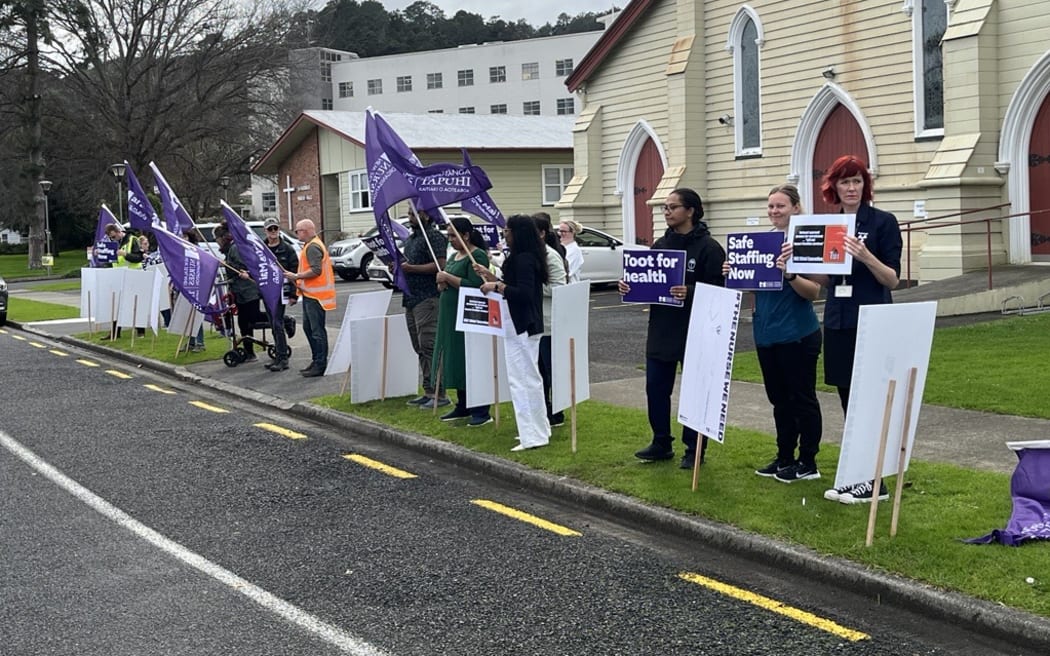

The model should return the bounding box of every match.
[0,430,391,656]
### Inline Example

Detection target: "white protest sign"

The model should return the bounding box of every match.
[551,281,590,413]
[349,314,417,402]
[168,294,204,338]
[785,214,856,275]
[79,268,97,320]
[455,287,505,336]
[677,283,742,443]
[118,268,156,328]
[326,289,393,376]
[92,268,126,326]
[834,301,937,489]
[465,331,511,407]
[148,264,170,334]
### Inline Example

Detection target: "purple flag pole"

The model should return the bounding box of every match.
[220,201,284,323]
[123,161,161,233]
[150,162,197,236]
[365,109,417,295]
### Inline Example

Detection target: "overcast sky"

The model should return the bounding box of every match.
[378,0,622,28]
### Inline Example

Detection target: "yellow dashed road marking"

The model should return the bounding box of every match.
[50,349,69,356]
[256,423,307,441]
[471,499,581,537]
[12,334,26,341]
[143,384,176,395]
[29,342,46,349]
[76,359,100,367]
[343,454,416,478]
[105,370,133,380]
[0,328,7,334]
[678,572,869,642]
[189,401,229,414]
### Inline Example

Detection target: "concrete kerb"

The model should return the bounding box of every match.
[20,322,1050,652]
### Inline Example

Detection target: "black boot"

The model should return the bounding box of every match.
[634,442,674,461]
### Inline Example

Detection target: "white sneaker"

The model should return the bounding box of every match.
[824,483,854,502]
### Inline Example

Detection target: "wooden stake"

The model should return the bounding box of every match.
[340,365,352,397]
[176,306,194,358]
[433,352,444,417]
[110,291,117,340]
[890,368,919,537]
[380,316,389,401]
[492,335,500,428]
[866,379,897,547]
[570,337,577,454]
[87,290,94,335]
[131,296,138,348]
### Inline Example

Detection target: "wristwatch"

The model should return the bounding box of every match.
[784,273,798,282]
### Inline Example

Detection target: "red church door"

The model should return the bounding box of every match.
[632,138,663,246]
[811,104,868,213]
[1028,93,1050,259]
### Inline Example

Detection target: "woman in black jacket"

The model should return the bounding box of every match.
[477,214,550,451]
[618,188,726,469]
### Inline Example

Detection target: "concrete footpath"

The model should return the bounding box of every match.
[10,309,1050,651]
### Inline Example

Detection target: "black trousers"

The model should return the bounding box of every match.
[756,329,823,464]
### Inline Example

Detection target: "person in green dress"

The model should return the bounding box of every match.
[433,217,493,426]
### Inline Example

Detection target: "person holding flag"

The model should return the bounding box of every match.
[401,207,449,409]
[285,219,335,378]
[214,223,264,363]
[263,217,298,372]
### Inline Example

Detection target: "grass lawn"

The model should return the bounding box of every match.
[319,393,1050,619]
[0,252,82,279]
[6,297,81,322]
[68,329,229,365]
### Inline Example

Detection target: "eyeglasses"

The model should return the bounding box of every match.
[662,204,683,212]
[265,226,279,232]
[556,228,571,234]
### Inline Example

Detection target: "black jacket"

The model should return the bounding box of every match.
[645,221,726,361]
[502,251,544,336]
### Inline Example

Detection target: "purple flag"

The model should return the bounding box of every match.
[966,447,1050,546]
[365,110,414,295]
[150,162,196,236]
[124,161,161,233]
[459,150,505,227]
[151,224,222,314]
[92,205,120,267]
[220,201,284,323]
[372,111,493,214]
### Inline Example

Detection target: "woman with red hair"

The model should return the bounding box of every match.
[811,155,902,504]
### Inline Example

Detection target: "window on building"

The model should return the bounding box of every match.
[427,72,443,89]
[261,192,277,213]
[556,98,575,115]
[321,63,332,83]
[523,100,540,115]
[428,109,444,113]
[521,62,539,80]
[349,171,370,210]
[727,7,764,156]
[459,106,476,114]
[321,98,333,110]
[541,165,574,205]
[397,75,413,92]
[490,66,506,83]
[338,81,354,98]
[913,0,947,135]
[490,104,508,114]
[1,233,8,244]
[555,58,574,76]
[458,69,474,87]
[367,78,382,95]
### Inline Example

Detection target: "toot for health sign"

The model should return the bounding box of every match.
[622,249,687,306]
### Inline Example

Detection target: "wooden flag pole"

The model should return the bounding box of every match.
[866,379,897,547]
[109,291,117,340]
[890,368,919,538]
[87,290,95,335]
[380,316,389,401]
[492,335,500,428]
[176,307,194,358]
[433,352,444,416]
[570,337,578,454]
[131,296,138,348]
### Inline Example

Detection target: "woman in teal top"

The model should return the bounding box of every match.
[727,185,823,483]
[433,217,492,426]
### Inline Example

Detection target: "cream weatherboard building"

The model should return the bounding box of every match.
[251,111,575,239]
[557,0,1050,283]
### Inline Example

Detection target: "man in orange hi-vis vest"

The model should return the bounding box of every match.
[285,219,336,377]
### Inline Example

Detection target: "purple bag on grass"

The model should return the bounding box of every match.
[966,445,1050,546]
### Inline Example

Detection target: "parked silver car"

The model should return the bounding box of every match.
[329,218,411,282]
[0,273,7,325]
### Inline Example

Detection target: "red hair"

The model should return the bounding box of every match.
[821,155,873,206]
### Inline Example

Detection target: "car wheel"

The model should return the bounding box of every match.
[381,281,394,290]
[0,311,5,326]
[337,269,358,282]
[359,253,373,281]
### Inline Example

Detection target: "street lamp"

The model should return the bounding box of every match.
[109,162,126,224]
[39,179,52,257]
[219,175,230,203]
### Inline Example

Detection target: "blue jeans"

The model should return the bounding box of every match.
[301,297,328,368]
[645,356,704,455]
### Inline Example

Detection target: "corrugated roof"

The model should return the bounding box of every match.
[303,110,575,150]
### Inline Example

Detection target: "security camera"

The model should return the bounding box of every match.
[717,114,733,126]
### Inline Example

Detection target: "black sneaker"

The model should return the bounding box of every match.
[406,395,429,406]
[549,413,565,428]
[755,458,792,478]
[634,443,674,461]
[774,462,821,483]
[679,451,704,470]
[440,407,471,421]
[467,415,494,427]
[838,480,889,505]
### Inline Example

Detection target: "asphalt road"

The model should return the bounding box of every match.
[0,327,1034,655]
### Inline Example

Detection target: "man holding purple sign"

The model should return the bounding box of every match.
[618,188,725,470]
